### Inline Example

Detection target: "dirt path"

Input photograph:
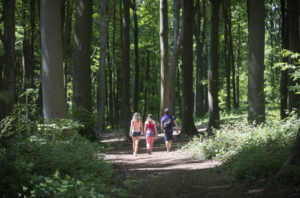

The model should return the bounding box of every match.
[101,132,297,198]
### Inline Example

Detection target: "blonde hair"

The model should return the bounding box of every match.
[132,112,140,122]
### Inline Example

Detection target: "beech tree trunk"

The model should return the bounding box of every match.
[207,0,222,133]
[280,0,288,119]
[132,0,140,113]
[247,0,265,124]
[181,0,198,136]
[72,0,93,130]
[122,0,131,140]
[2,0,16,116]
[98,0,108,135]
[170,0,182,115]
[194,0,207,118]
[160,0,169,117]
[40,0,67,120]
[223,1,231,112]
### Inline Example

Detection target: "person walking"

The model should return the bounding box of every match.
[161,108,179,152]
[130,112,144,156]
[144,114,158,154]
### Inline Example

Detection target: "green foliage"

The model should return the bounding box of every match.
[0,104,128,197]
[183,114,300,181]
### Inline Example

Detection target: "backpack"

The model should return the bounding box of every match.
[146,121,155,135]
[163,116,172,132]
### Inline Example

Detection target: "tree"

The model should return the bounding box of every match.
[280,0,288,119]
[132,0,140,113]
[160,0,169,117]
[122,0,131,140]
[287,0,300,111]
[40,0,67,120]
[169,0,182,115]
[207,0,222,133]
[181,0,197,136]
[98,0,108,135]
[1,0,16,117]
[247,0,265,124]
[194,0,207,117]
[72,0,93,125]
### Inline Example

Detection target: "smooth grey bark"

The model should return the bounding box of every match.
[72,0,93,124]
[227,0,237,109]
[122,0,131,140]
[247,0,265,124]
[194,0,207,118]
[181,0,198,136]
[142,51,150,121]
[160,0,170,117]
[40,0,67,120]
[280,0,288,119]
[170,0,182,115]
[207,0,222,133]
[132,0,140,113]
[2,0,16,116]
[223,1,231,112]
[98,0,108,134]
[237,22,241,109]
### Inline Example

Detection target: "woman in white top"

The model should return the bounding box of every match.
[129,112,144,156]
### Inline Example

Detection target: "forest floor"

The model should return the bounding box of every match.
[101,130,299,198]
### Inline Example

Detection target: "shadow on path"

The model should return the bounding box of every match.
[101,132,297,198]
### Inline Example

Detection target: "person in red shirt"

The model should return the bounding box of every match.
[144,114,158,154]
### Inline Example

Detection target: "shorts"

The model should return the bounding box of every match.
[131,132,141,137]
[164,130,173,141]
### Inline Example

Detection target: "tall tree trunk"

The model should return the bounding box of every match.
[170,0,182,115]
[194,0,207,118]
[2,0,16,116]
[247,0,265,124]
[132,0,140,113]
[122,0,131,140]
[200,0,208,116]
[98,0,108,135]
[227,0,237,109]
[280,0,288,119]
[223,1,231,112]
[40,0,67,120]
[207,0,222,133]
[142,51,150,121]
[160,0,169,117]
[73,0,93,124]
[287,0,300,112]
[236,22,241,109]
[107,34,115,128]
[182,0,198,136]
[30,0,36,89]
[63,0,73,97]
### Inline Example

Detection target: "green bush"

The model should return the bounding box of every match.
[183,115,300,180]
[0,105,128,197]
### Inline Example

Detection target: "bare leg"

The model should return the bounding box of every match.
[135,136,140,153]
[132,137,137,154]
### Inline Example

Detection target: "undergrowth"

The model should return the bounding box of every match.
[183,113,300,182]
[0,102,128,198]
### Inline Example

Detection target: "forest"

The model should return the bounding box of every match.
[0,0,299,197]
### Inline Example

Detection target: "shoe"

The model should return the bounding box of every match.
[133,152,137,156]
[147,149,149,154]
[166,149,169,152]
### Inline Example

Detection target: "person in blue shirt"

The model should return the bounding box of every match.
[161,108,179,152]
